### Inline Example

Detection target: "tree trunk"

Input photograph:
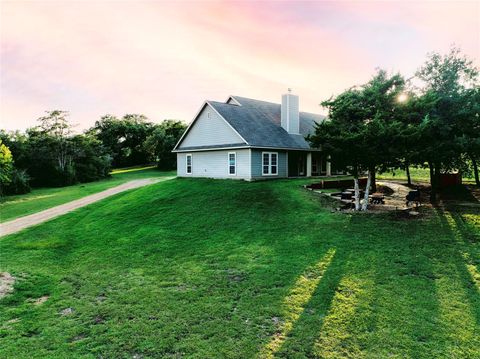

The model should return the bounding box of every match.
[353,177,360,211]
[430,162,441,204]
[471,155,480,186]
[429,161,436,203]
[369,165,377,193]
[406,163,411,186]
[362,171,372,211]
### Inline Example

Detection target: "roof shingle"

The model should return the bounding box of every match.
[209,96,325,150]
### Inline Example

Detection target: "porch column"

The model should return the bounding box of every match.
[326,156,332,176]
[306,152,312,177]
[286,152,289,177]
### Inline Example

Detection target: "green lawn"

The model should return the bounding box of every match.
[0,178,479,358]
[0,167,174,223]
[378,166,476,184]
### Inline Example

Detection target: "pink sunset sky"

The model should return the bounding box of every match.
[1,1,479,132]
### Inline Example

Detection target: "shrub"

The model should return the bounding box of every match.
[4,168,31,195]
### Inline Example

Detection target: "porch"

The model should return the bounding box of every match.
[287,151,332,178]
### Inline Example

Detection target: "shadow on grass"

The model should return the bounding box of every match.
[435,208,480,326]
[269,248,347,358]
[2,178,479,357]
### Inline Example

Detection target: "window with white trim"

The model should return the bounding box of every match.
[262,152,278,175]
[228,152,236,175]
[186,154,192,174]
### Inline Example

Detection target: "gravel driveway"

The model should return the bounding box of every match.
[0,177,172,237]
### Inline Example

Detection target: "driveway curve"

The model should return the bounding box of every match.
[0,177,173,238]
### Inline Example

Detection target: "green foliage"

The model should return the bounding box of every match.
[70,135,112,183]
[144,120,187,169]
[415,47,479,195]
[0,137,31,196]
[0,140,14,194]
[2,113,112,188]
[311,70,405,176]
[2,110,182,192]
[3,168,31,195]
[0,179,478,357]
[312,47,479,203]
[88,114,154,167]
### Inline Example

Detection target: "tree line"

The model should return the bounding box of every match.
[309,47,479,209]
[0,112,186,195]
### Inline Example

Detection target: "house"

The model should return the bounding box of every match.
[172,93,332,180]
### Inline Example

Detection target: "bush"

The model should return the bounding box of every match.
[4,169,31,195]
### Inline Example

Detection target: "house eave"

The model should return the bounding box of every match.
[173,145,321,153]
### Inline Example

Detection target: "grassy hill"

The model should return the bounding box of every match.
[0,167,174,223]
[1,178,479,358]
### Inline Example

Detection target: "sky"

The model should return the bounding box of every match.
[1,0,479,132]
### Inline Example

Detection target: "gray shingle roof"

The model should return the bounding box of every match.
[209,96,325,150]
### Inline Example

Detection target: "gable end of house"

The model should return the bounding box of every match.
[173,102,248,152]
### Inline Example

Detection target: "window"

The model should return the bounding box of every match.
[263,153,269,175]
[312,159,318,175]
[262,152,278,175]
[186,154,192,174]
[228,152,236,175]
[271,153,277,174]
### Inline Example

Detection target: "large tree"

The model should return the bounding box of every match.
[311,70,405,210]
[391,90,437,186]
[456,87,480,185]
[89,114,153,167]
[416,47,479,200]
[37,110,73,174]
[144,120,187,170]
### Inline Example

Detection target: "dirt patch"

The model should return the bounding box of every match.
[376,184,394,196]
[316,180,432,216]
[0,272,15,299]
[29,295,49,306]
[60,307,74,316]
[96,294,107,302]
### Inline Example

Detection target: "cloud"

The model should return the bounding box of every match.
[1,1,478,131]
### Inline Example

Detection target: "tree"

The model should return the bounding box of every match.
[392,90,437,186]
[416,47,479,200]
[144,120,187,170]
[2,112,112,188]
[456,87,480,186]
[359,70,406,192]
[311,88,372,210]
[70,135,112,182]
[88,114,154,167]
[37,110,73,173]
[310,70,405,210]
[0,140,14,194]
[0,130,29,170]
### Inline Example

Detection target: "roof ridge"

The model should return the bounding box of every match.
[300,110,325,117]
[231,96,280,106]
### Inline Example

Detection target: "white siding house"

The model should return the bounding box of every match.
[177,149,251,179]
[173,94,332,180]
[177,106,243,149]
